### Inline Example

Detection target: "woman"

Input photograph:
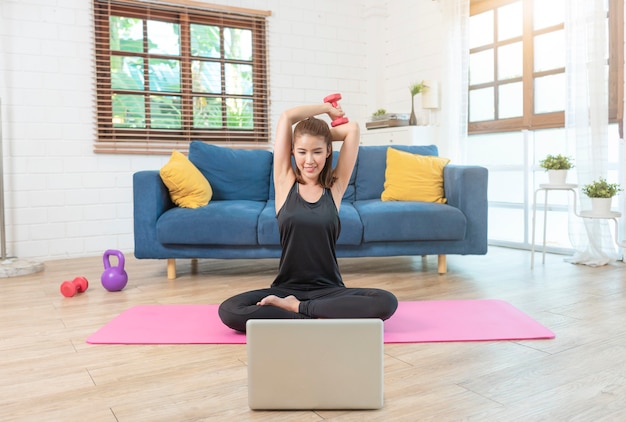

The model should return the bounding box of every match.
[218,101,398,332]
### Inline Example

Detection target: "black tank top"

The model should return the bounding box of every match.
[271,182,344,289]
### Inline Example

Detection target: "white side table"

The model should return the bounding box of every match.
[578,210,624,254]
[531,184,578,269]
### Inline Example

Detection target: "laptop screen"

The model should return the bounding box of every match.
[246,318,384,410]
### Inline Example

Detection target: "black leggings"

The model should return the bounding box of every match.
[218,286,399,332]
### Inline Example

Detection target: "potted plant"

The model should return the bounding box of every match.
[582,177,622,214]
[539,154,574,185]
[371,108,387,121]
[408,81,426,126]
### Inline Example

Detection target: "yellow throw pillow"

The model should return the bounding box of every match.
[160,150,212,208]
[381,147,450,203]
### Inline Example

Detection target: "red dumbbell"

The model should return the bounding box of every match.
[323,93,349,127]
[60,276,89,298]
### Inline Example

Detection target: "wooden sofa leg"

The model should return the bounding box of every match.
[437,255,447,275]
[191,258,198,275]
[167,259,176,280]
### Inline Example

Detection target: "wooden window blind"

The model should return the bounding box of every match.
[93,0,271,154]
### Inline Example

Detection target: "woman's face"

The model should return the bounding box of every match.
[293,134,330,184]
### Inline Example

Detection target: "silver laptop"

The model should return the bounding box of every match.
[246,318,384,410]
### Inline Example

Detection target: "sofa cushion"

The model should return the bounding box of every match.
[257,200,279,245]
[354,200,466,242]
[336,202,364,244]
[355,145,439,201]
[156,200,265,245]
[268,151,356,202]
[188,141,272,201]
[159,150,212,208]
[381,147,450,203]
[257,200,363,246]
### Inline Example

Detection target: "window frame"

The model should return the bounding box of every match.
[92,0,271,154]
[469,0,623,136]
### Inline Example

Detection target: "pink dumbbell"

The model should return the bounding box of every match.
[60,276,89,297]
[323,93,349,127]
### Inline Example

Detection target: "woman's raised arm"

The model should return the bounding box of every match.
[329,121,360,204]
[273,103,343,209]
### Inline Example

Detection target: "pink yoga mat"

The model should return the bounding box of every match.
[86,300,554,345]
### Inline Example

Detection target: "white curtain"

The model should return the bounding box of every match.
[439,0,469,163]
[565,0,619,265]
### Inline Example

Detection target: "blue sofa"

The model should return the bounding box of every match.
[133,141,488,279]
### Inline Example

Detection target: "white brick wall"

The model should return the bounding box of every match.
[382,1,446,122]
[0,0,446,261]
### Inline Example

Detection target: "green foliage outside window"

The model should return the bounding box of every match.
[108,15,254,131]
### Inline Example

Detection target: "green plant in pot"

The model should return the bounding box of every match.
[539,154,574,170]
[582,177,622,214]
[539,154,573,185]
[408,81,426,125]
[582,177,622,198]
[371,108,387,121]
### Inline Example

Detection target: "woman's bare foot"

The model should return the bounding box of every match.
[257,295,300,313]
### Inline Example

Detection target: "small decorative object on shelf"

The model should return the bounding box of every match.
[409,81,426,126]
[365,112,409,129]
[371,109,387,121]
[582,177,622,215]
[539,154,574,185]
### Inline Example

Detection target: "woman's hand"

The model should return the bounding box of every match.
[327,103,345,122]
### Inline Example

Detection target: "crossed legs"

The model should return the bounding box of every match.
[218,286,398,332]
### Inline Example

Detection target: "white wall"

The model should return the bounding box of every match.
[363,1,448,153]
[379,1,445,115]
[0,0,446,261]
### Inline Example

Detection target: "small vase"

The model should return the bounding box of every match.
[409,96,417,126]
[547,169,568,185]
[590,197,612,215]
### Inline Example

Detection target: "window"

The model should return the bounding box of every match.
[93,0,271,154]
[469,0,623,135]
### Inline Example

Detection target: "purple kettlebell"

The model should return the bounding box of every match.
[101,249,128,292]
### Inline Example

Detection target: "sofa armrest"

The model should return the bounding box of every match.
[133,170,175,258]
[444,165,489,254]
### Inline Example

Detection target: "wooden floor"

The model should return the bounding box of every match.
[1,247,625,421]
